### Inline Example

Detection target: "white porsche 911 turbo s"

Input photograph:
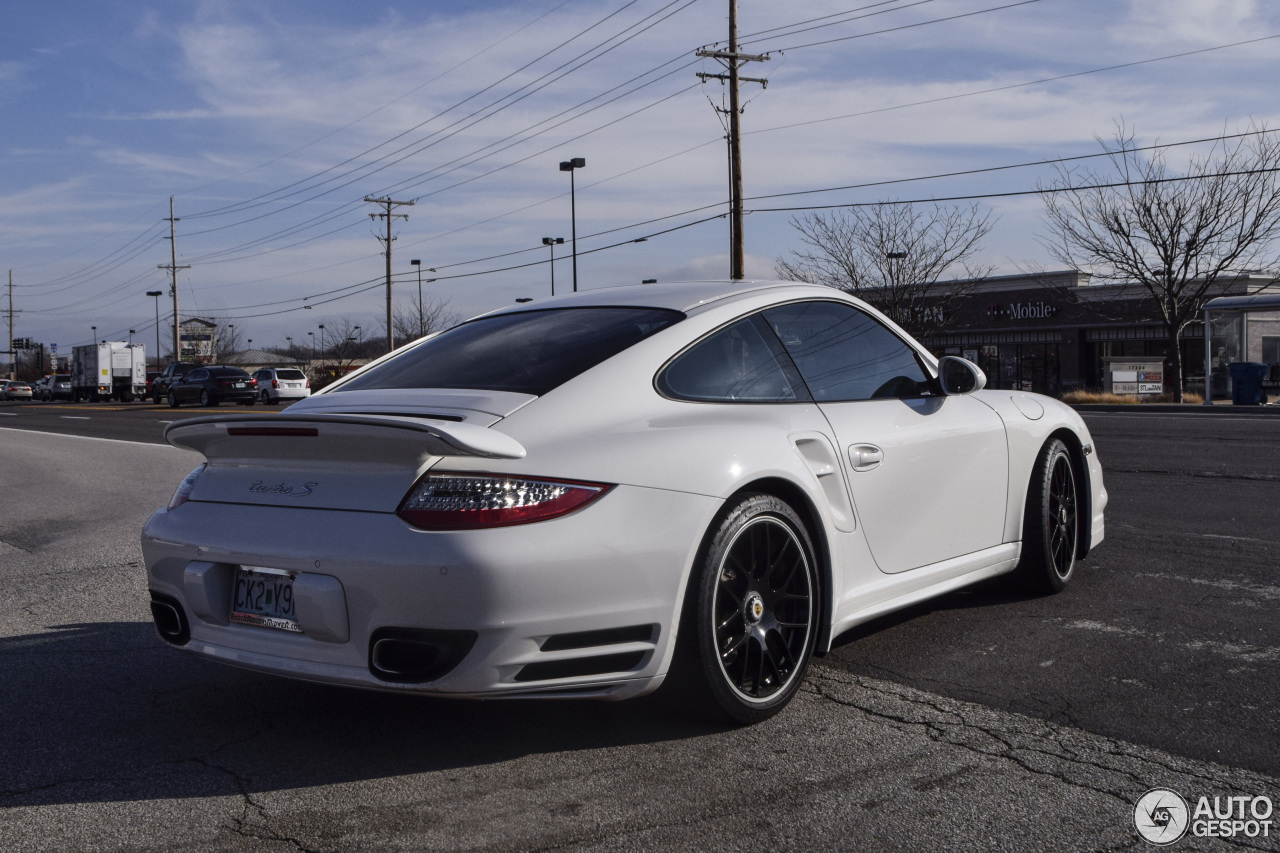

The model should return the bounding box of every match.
[143,280,1106,723]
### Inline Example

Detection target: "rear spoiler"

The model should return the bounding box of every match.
[165,413,526,460]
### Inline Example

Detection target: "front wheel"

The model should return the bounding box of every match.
[675,494,818,724]
[200,390,216,407]
[167,391,179,408]
[1015,438,1079,594]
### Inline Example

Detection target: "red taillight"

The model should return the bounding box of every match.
[305,379,311,388]
[250,378,258,387]
[272,379,279,388]
[167,464,206,510]
[217,380,230,387]
[397,473,610,530]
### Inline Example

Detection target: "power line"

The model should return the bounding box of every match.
[747,0,1045,52]
[175,0,580,205]
[745,34,1280,140]
[746,166,1280,214]
[180,0,671,226]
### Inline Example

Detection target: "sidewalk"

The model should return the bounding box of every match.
[1071,401,1280,415]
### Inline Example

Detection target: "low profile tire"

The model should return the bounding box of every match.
[674,493,819,725]
[259,390,269,405]
[201,390,216,407]
[167,391,179,408]
[1016,438,1079,594]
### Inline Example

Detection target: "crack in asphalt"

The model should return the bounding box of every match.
[1104,466,1280,483]
[806,668,1278,852]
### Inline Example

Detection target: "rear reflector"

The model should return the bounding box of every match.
[397,473,610,530]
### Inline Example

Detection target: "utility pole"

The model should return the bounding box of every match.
[697,0,768,280]
[158,197,191,362]
[365,196,414,353]
[6,270,14,380]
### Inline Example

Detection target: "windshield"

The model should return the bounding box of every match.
[335,307,683,396]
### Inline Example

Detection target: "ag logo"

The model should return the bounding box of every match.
[1135,788,1190,845]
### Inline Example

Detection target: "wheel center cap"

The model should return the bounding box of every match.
[744,593,765,626]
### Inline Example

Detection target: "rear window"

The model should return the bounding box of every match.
[210,367,250,378]
[335,307,683,396]
[276,369,306,380]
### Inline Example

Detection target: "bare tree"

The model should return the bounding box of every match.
[322,317,369,372]
[386,295,461,349]
[1040,121,1280,401]
[776,202,996,340]
[207,318,244,361]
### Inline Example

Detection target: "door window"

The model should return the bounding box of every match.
[763,302,933,402]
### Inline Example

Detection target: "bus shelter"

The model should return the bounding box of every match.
[1202,293,1280,404]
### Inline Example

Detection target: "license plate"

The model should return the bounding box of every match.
[231,566,302,632]
[234,382,246,388]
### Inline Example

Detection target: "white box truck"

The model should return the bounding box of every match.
[71,342,147,402]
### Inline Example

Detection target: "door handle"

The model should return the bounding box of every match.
[848,444,883,472]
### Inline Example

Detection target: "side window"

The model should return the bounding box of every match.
[188,369,208,382]
[763,301,933,402]
[658,315,809,403]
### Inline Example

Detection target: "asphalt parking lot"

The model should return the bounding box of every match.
[1,400,1277,850]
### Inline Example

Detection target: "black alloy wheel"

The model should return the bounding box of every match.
[680,493,818,724]
[1016,438,1078,594]
[167,390,179,408]
[200,390,216,407]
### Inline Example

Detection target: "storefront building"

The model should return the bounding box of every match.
[921,270,1280,397]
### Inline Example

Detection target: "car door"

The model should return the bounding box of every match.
[763,300,1008,574]
[179,369,208,402]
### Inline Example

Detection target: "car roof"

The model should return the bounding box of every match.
[481,280,830,317]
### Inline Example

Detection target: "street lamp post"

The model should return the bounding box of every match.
[286,337,292,359]
[308,332,315,365]
[411,260,423,338]
[146,290,163,367]
[558,158,585,292]
[129,330,136,345]
[541,237,564,296]
[91,326,97,346]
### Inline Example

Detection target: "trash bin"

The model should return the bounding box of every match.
[1227,362,1270,405]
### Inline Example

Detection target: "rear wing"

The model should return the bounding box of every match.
[165,413,527,461]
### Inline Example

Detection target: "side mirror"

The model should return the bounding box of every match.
[937,356,987,395]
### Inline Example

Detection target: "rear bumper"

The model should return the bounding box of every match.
[142,484,720,698]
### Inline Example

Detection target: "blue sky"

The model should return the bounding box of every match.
[3,0,1278,355]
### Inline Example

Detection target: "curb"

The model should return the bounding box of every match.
[1070,403,1280,415]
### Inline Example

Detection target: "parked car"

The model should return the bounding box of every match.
[152,363,197,404]
[166,366,257,407]
[145,371,161,400]
[29,377,50,399]
[39,374,73,401]
[144,281,1107,724]
[1,380,33,400]
[252,367,311,405]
